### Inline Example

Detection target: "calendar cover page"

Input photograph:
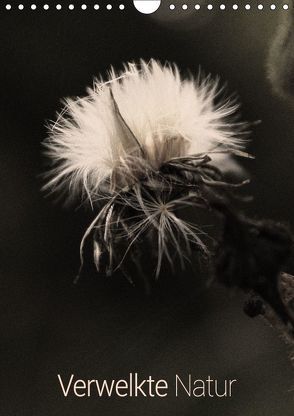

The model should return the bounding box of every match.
[1,1,293,415]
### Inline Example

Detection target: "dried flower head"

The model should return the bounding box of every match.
[43,59,249,281]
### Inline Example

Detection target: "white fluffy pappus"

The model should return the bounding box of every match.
[43,59,247,202]
[43,59,250,281]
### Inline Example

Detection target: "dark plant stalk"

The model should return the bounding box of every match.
[212,199,294,344]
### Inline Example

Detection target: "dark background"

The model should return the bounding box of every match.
[0,1,293,415]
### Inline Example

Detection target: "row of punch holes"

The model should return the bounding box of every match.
[3,3,292,11]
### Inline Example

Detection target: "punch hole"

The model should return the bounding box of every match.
[133,0,161,14]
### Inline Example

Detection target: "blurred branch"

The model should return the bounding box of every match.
[213,199,294,345]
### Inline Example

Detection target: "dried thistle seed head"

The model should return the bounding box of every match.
[43,60,252,282]
[43,59,248,203]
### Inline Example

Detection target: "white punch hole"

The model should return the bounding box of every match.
[133,0,161,14]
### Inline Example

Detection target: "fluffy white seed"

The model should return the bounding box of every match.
[43,59,246,202]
